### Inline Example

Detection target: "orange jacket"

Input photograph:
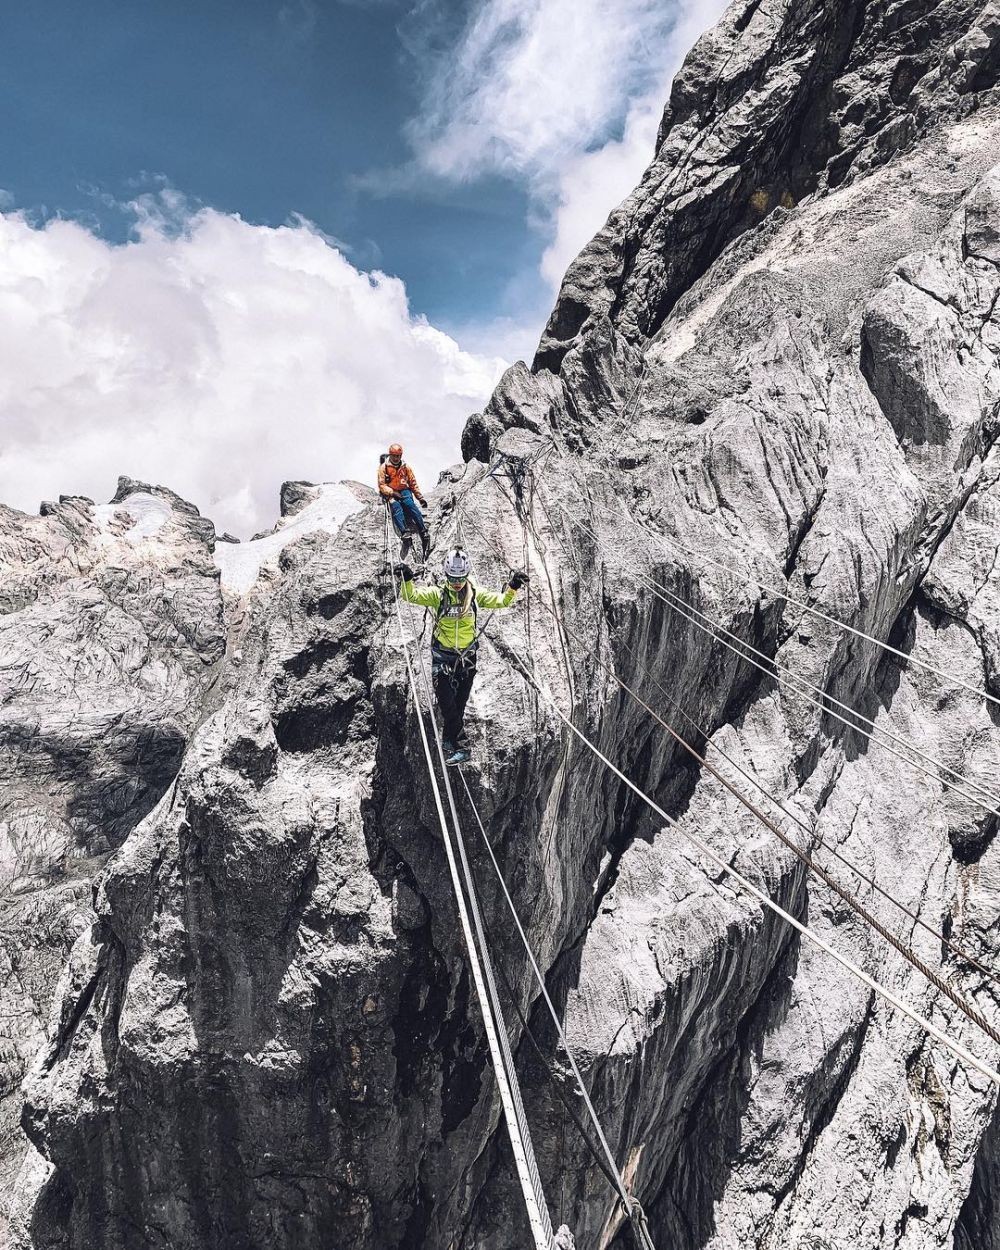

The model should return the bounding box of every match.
[378,460,423,499]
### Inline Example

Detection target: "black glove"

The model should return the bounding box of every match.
[508,570,528,591]
[398,562,415,582]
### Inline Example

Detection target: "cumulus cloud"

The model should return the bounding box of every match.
[409,0,727,291]
[0,198,507,536]
[410,0,677,180]
[540,0,730,289]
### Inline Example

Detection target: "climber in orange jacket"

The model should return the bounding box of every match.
[378,443,431,560]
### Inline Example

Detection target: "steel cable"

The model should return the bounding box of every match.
[456,767,653,1238]
[465,486,1000,1082]
[619,504,1000,712]
[499,641,1000,1086]
[576,508,1000,822]
[513,522,1000,1048]
[385,513,556,1250]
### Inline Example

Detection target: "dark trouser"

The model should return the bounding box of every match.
[432,641,477,744]
[390,489,425,536]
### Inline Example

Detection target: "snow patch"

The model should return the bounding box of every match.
[214,483,365,595]
[92,493,172,541]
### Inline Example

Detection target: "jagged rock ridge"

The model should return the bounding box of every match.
[4,1,1000,1247]
[0,480,225,1230]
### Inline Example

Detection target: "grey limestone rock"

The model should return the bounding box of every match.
[0,482,225,1225]
[6,1,1000,1248]
[279,480,321,518]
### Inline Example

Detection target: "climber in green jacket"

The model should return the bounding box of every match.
[398,547,527,765]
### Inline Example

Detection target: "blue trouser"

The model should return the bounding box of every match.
[390,489,425,535]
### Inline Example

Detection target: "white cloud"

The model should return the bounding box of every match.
[0,199,507,536]
[411,0,677,180]
[409,0,727,292]
[0,1,729,539]
[444,311,542,365]
[540,0,731,289]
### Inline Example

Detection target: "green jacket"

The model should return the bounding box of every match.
[400,579,517,651]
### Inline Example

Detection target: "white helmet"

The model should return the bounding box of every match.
[443,548,472,579]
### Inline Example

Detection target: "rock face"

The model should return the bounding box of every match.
[0,482,225,1226]
[7,1,1000,1248]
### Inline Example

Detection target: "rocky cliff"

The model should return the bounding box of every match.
[5,0,1000,1247]
[0,483,225,1231]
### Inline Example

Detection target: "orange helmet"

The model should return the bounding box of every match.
[388,443,403,459]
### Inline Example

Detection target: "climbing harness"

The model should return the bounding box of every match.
[387,538,557,1250]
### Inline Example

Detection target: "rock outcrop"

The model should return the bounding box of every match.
[0,482,225,1227]
[6,1,1000,1248]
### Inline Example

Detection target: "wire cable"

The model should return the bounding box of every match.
[635,565,1000,820]
[465,477,1000,995]
[499,643,1000,1087]
[403,590,553,1248]
[619,503,1000,712]
[386,514,556,1250]
[394,486,655,1247]
[587,607,1000,989]
[456,784,629,1197]
[574,509,1000,822]
[456,768,658,1248]
[480,486,1000,1082]
[471,482,1000,965]
[519,574,1000,1043]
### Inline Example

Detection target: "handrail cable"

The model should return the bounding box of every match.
[480,459,1000,821]
[522,587,1000,1047]
[618,504,1000,712]
[589,502,1000,817]
[633,563,1000,820]
[385,514,555,1250]
[588,605,1000,987]
[464,483,1000,993]
[497,488,1000,1049]
[574,508,1000,822]
[498,642,1000,1087]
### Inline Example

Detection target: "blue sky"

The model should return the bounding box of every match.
[0,0,725,531]
[1,0,536,326]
